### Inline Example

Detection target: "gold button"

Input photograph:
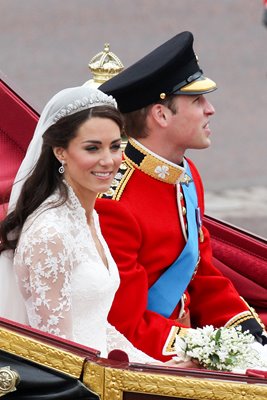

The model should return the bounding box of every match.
[179,192,183,200]
[182,206,186,216]
[183,293,187,303]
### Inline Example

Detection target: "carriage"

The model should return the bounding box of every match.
[0,47,267,398]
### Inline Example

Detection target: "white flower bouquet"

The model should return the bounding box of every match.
[174,325,267,372]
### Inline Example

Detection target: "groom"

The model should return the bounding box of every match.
[96,31,266,361]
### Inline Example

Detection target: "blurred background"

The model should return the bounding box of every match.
[1,0,267,237]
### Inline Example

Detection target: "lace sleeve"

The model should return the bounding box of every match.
[17,226,73,339]
[106,323,160,363]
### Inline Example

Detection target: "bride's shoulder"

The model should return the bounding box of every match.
[23,196,67,235]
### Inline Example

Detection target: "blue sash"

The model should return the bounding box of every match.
[147,160,199,317]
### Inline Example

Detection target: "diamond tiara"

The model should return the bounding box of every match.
[53,93,117,123]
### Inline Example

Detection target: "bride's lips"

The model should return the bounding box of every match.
[91,171,113,180]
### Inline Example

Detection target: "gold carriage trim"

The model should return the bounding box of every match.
[125,138,185,185]
[97,159,134,201]
[0,327,85,378]
[84,360,267,400]
[162,326,189,355]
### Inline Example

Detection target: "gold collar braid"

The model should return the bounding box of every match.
[124,138,185,184]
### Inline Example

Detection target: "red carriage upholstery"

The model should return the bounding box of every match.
[204,216,267,327]
[0,77,38,219]
[0,76,266,328]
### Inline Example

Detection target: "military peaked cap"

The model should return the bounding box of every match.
[99,31,216,113]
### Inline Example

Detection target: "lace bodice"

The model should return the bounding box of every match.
[14,185,156,363]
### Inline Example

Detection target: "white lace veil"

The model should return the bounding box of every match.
[0,85,117,324]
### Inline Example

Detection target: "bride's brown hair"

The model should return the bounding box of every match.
[0,106,124,253]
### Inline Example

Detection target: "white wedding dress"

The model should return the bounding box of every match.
[13,184,155,363]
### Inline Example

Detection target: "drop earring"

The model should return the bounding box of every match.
[58,160,65,174]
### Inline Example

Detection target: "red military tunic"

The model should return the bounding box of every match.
[96,138,263,361]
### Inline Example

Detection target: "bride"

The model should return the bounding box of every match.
[0,85,157,362]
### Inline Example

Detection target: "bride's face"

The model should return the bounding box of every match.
[56,116,122,199]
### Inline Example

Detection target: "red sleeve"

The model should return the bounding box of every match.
[189,224,255,327]
[187,159,256,327]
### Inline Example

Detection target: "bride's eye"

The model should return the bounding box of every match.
[85,146,99,152]
[111,144,121,151]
